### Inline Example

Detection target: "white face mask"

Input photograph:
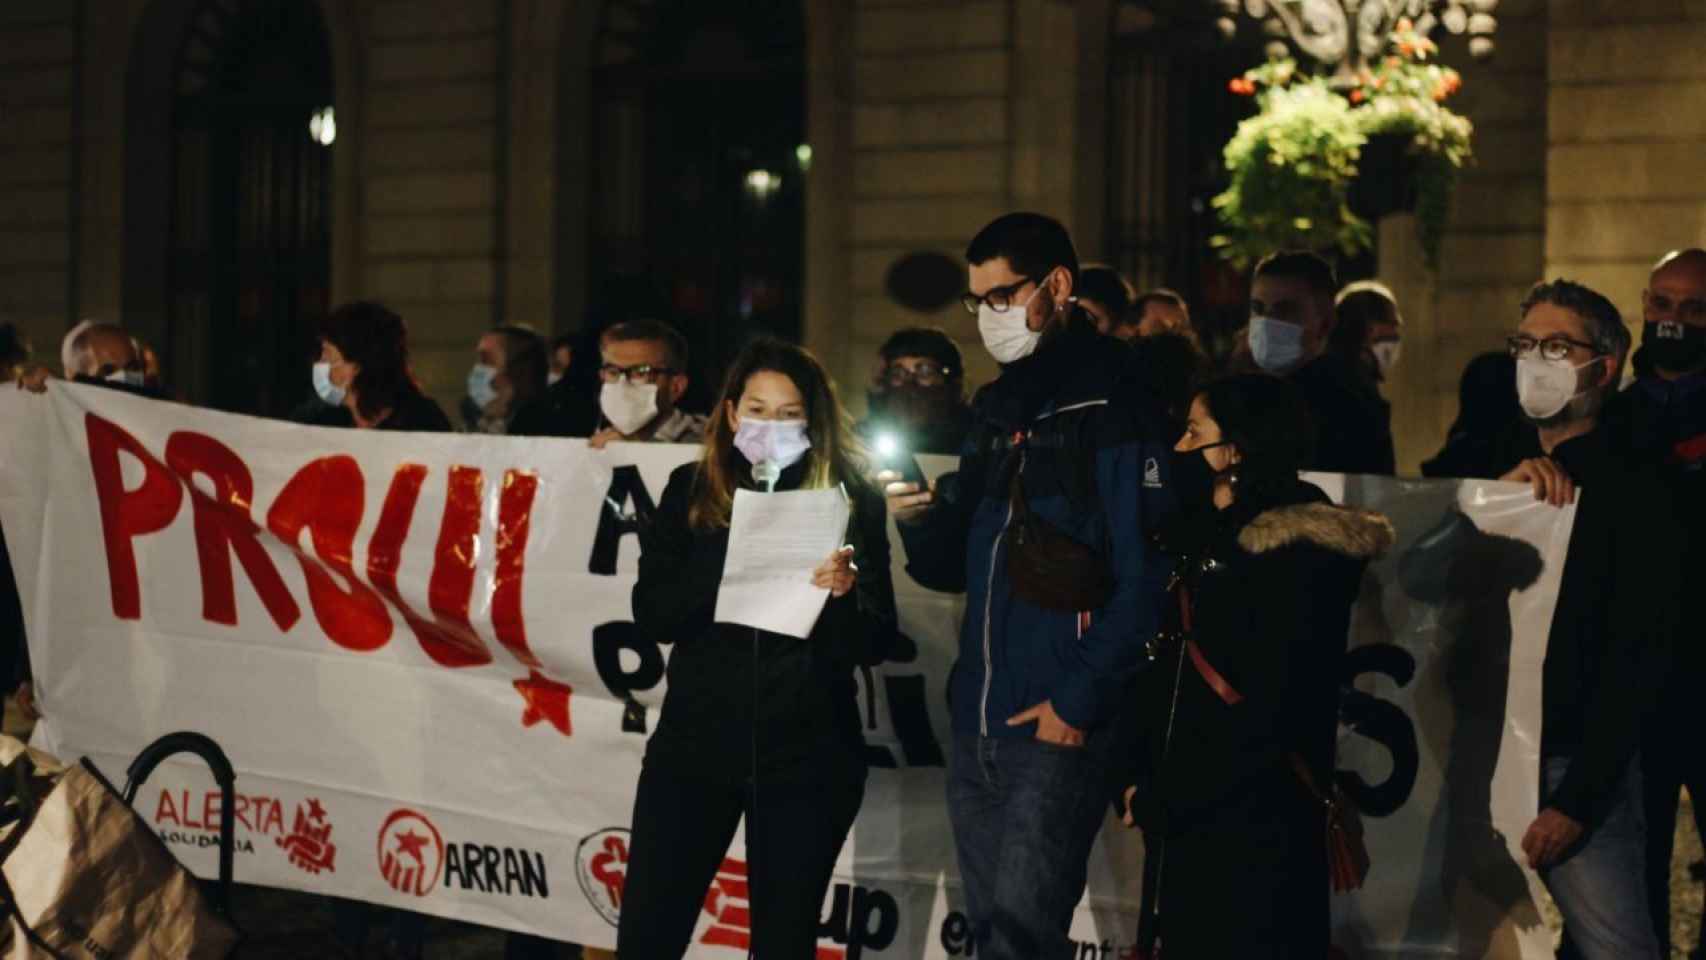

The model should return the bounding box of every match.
[312,361,346,406]
[1370,340,1402,380]
[600,380,660,436]
[1517,354,1598,421]
[978,284,1046,365]
[1248,315,1307,373]
[104,369,145,388]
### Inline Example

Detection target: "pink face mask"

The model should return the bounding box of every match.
[733,418,812,470]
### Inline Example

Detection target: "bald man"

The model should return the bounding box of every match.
[16,321,156,397]
[1611,247,1706,956]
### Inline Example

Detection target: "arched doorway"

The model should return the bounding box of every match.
[585,0,806,406]
[167,0,333,415]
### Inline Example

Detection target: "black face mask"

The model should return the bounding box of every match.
[1644,320,1706,373]
[1172,441,1233,511]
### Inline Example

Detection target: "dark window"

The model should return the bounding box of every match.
[1105,2,1260,361]
[170,0,333,415]
[589,0,805,409]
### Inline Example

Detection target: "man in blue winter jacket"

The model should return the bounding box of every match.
[883,212,1174,959]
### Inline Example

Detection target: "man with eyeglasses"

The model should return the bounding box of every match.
[1599,248,1706,958]
[859,327,973,456]
[885,212,1173,959]
[1494,279,1680,960]
[587,319,705,450]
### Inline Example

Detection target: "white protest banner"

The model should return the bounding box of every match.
[0,384,1571,958]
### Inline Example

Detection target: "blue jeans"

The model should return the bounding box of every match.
[947,733,1112,960]
[1540,756,1661,960]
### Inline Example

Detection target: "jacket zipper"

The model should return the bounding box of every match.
[980,476,1019,738]
[1152,630,1189,924]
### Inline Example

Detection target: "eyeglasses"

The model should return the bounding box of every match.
[884,361,951,387]
[1506,335,1599,363]
[961,277,1040,316]
[598,363,676,385]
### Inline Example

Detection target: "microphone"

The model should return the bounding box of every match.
[752,460,780,493]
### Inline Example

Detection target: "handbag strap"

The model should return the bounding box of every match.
[1288,752,1335,810]
[1179,583,1246,706]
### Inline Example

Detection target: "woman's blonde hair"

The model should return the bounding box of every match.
[688,338,869,531]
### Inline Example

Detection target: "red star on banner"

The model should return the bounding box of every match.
[307,798,326,822]
[513,670,574,736]
[394,830,429,864]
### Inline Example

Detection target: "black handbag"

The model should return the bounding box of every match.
[1004,449,1115,612]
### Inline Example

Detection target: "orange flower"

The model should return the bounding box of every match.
[1228,77,1256,96]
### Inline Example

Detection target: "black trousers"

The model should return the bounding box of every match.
[1644,736,1706,953]
[615,761,864,959]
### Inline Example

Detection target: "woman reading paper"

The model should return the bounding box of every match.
[617,338,898,958]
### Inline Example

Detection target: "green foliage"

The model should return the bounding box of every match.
[1211,80,1371,269]
[1213,20,1475,271]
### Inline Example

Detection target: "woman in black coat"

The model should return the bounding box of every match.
[1115,374,1394,958]
[617,338,898,958]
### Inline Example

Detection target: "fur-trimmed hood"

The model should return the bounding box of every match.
[1237,503,1396,558]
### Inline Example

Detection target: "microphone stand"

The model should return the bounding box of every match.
[744,458,778,957]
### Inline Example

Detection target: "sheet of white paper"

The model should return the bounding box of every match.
[714,485,852,639]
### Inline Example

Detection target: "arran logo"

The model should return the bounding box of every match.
[378,809,445,897]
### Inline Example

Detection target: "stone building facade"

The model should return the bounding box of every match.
[0,0,1699,470]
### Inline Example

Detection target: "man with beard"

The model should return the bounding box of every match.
[1602,248,1706,957]
[859,327,973,456]
[1497,279,1679,960]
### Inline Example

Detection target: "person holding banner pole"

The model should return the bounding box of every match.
[1112,374,1394,957]
[1497,279,1680,960]
[616,338,897,958]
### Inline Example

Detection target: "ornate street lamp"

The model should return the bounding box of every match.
[1216,0,1497,84]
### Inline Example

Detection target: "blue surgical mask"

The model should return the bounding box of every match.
[467,363,499,409]
[1249,315,1307,373]
[312,361,346,406]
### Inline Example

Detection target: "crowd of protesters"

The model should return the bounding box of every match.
[4,208,1705,960]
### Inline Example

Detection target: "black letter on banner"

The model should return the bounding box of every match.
[848,886,899,958]
[593,620,665,733]
[588,466,656,576]
[819,883,852,944]
[940,912,976,956]
[1337,644,1420,816]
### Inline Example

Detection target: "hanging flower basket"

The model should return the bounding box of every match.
[1213,19,1473,270]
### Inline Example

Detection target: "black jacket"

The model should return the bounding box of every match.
[1117,481,1393,832]
[1111,481,1392,958]
[509,378,600,438]
[632,460,898,781]
[1536,427,1683,826]
[1290,354,1397,476]
[1601,373,1706,713]
[304,388,451,433]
